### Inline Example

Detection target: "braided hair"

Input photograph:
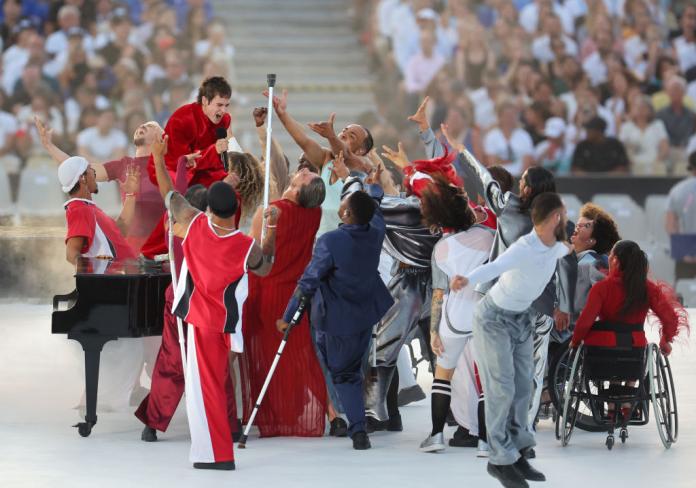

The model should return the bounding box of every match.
[229,152,265,220]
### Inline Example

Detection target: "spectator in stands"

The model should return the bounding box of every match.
[531,13,578,64]
[194,19,235,68]
[0,0,22,49]
[672,4,696,80]
[404,29,445,95]
[665,152,696,279]
[2,19,40,96]
[618,96,670,175]
[46,5,93,59]
[97,12,145,73]
[0,89,20,175]
[534,116,573,174]
[657,76,696,175]
[77,107,128,162]
[571,116,630,174]
[483,100,534,176]
[582,27,614,86]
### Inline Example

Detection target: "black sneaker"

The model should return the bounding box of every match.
[232,418,243,442]
[513,457,546,482]
[448,426,478,447]
[487,463,529,488]
[329,417,348,437]
[366,416,385,433]
[386,413,403,432]
[193,461,236,470]
[351,431,371,450]
[141,426,157,442]
[397,385,426,407]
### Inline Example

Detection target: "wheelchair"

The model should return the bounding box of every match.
[555,336,678,450]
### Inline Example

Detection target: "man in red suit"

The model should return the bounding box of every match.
[142,76,233,258]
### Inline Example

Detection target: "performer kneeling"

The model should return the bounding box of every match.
[278,178,393,450]
[450,193,571,488]
[152,135,278,470]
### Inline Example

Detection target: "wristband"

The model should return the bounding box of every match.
[265,224,277,229]
[125,192,137,198]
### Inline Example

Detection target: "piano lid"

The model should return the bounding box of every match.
[75,257,171,277]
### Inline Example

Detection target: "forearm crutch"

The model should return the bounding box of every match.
[238,295,309,448]
[168,211,187,382]
[260,73,276,243]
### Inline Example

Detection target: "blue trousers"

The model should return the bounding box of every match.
[315,328,372,436]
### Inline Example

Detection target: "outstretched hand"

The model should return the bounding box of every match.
[331,150,350,181]
[184,150,201,169]
[380,142,410,169]
[263,88,287,117]
[449,275,469,292]
[121,164,141,194]
[308,112,336,140]
[253,107,267,127]
[152,134,169,160]
[407,96,430,131]
[34,115,53,148]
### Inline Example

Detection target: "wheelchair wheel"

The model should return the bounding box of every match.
[549,343,604,433]
[557,345,583,446]
[648,344,678,449]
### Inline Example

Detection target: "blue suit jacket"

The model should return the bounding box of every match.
[284,185,394,336]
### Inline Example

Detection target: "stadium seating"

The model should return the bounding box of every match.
[561,193,583,223]
[16,165,66,224]
[640,241,676,285]
[0,166,14,222]
[644,194,669,248]
[676,279,696,307]
[592,193,645,242]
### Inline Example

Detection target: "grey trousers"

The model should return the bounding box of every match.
[473,295,536,466]
[529,312,554,430]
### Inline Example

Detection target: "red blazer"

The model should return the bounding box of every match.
[572,270,684,348]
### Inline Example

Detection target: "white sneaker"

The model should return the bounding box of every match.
[477,439,489,458]
[419,432,446,453]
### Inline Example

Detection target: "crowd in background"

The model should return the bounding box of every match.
[353,0,696,177]
[0,0,236,192]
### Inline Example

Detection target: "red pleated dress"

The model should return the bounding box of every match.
[241,199,327,436]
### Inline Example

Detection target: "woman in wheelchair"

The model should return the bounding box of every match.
[568,240,689,420]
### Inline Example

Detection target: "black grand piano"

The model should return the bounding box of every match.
[52,257,170,437]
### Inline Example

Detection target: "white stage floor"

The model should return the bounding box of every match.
[1,304,694,487]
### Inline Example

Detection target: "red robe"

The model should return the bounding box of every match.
[141,102,232,258]
[240,199,327,437]
[572,269,688,348]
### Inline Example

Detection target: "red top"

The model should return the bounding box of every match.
[572,270,686,348]
[103,155,164,253]
[147,102,231,188]
[64,198,136,260]
[173,213,254,334]
[469,201,497,230]
[240,199,327,437]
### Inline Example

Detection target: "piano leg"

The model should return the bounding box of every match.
[69,333,118,437]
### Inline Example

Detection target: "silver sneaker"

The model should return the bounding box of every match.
[419,432,446,453]
[477,439,489,458]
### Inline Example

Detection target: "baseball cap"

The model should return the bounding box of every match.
[544,117,566,139]
[58,156,89,193]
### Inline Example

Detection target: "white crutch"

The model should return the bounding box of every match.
[261,73,276,243]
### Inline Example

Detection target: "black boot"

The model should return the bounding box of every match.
[141,426,157,442]
[351,431,371,450]
[385,371,402,431]
[521,447,536,459]
[449,425,478,447]
[365,416,385,433]
[514,456,546,482]
[386,412,403,432]
[487,463,529,488]
[193,461,236,470]
[232,418,242,442]
[329,417,348,437]
[397,384,426,407]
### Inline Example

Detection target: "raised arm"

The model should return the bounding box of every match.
[151,134,199,236]
[409,96,446,159]
[254,107,290,197]
[115,164,140,235]
[35,116,109,181]
[245,205,279,278]
[441,123,507,215]
[265,88,329,169]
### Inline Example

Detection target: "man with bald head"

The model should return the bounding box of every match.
[266,89,374,235]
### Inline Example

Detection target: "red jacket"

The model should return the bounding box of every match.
[572,270,687,348]
[142,102,233,258]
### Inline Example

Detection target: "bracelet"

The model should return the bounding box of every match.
[265,224,277,228]
[125,193,137,197]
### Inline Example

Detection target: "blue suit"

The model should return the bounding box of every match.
[284,184,394,435]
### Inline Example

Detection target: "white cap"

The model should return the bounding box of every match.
[544,117,566,139]
[416,8,438,21]
[58,156,89,193]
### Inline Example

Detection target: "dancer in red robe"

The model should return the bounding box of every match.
[240,167,328,436]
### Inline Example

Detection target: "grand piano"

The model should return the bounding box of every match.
[52,257,171,437]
